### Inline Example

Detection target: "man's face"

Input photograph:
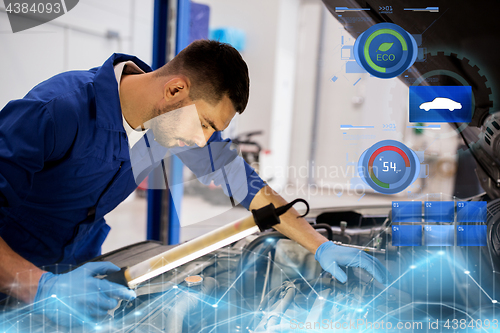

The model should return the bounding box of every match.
[146,94,236,148]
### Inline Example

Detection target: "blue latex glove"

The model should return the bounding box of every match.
[315,241,391,285]
[34,262,136,326]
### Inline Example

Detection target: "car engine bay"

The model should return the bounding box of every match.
[2,202,499,332]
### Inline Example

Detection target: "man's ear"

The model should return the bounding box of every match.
[163,77,190,102]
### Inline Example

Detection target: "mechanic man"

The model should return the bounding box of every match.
[0,40,390,324]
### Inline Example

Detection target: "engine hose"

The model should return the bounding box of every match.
[236,224,334,328]
[238,223,334,279]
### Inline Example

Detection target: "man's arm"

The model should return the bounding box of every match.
[0,100,60,303]
[249,185,391,284]
[0,236,45,303]
[249,185,327,254]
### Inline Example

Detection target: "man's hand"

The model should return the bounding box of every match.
[315,241,391,284]
[250,186,392,284]
[0,236,45,303]
[34,262,136,326]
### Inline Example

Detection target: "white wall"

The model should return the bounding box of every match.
[0,0,154,108]
[196,0,280,150]
[288,0,322,188]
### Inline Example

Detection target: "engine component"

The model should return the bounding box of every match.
[471,113,500,199]
[184,275,203,287]
[487,199,500,272]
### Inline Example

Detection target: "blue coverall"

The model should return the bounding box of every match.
[0,53,265,269]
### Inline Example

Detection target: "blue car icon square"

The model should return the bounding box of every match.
[409,86,472,123]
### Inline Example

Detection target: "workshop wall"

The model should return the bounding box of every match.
[0,0,154,109]
[197,0,280,153]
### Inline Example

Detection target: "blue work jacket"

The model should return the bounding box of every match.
[0,53,265,269]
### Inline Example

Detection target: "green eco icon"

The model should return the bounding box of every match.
[377,42,394,52]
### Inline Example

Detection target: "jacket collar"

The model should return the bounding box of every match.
[93,53,152,132]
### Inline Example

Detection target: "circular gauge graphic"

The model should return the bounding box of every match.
[354,23,418,79]
[358,140,420,194]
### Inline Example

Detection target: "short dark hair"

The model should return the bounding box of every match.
[155,40,249,114]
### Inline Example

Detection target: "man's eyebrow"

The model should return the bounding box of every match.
[204,117,221,132]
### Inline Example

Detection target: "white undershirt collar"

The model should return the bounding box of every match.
[114,61,147,148]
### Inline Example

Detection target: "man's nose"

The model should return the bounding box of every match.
[197,129,216,147]
[194,134,208,147]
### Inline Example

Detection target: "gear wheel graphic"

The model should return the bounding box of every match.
[405,51,493,127]
[390,51,493,151]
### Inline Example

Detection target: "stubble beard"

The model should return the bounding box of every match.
[148,100,187,147]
